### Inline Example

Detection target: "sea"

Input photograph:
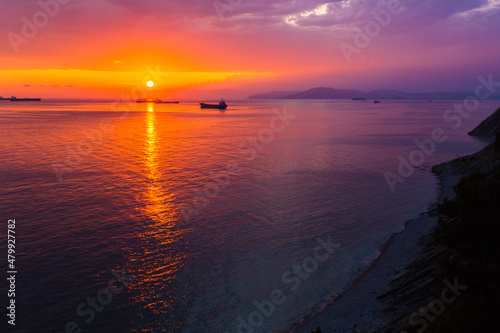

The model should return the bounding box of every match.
[0,99,496,332]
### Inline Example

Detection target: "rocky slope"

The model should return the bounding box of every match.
[468,106,500,137]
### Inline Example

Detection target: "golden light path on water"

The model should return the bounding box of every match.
[143,103,179,232]
[127,103,187,331]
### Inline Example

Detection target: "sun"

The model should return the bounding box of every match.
[146,81,154,88]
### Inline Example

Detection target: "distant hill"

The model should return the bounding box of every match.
[248,91,300,99]
[284,87,364,99]
[249,87,500,100]
[469,106,500,137]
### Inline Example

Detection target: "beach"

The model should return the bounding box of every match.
[296,183,447,332]
[298,126,499,332]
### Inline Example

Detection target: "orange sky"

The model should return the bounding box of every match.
[1,0,499,98]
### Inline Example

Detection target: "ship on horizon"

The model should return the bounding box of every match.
[8,96,42,101]
[136,98,180,104]
[200,99,227,109]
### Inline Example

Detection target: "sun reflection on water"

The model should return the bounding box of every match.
[126,103,186,330]
[143,103,180,229]
[142,101,182,262]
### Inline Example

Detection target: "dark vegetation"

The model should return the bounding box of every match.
[430,171,500,332]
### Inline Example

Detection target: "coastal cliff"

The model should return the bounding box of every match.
[468,106,500,137]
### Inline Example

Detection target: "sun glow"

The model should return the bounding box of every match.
[0,69,274,97]
[147,81,154,87]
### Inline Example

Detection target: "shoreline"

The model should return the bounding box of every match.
[290,216,419,333]
[293,145,488,333]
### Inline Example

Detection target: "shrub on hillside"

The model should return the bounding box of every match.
[435,172,500,310]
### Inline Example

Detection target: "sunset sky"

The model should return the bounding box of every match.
[1,0,499,98]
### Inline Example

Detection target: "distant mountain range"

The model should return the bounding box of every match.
[248,91,300,99]
[249,87,500,100]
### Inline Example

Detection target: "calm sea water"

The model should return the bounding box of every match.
[0,99,496,332]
